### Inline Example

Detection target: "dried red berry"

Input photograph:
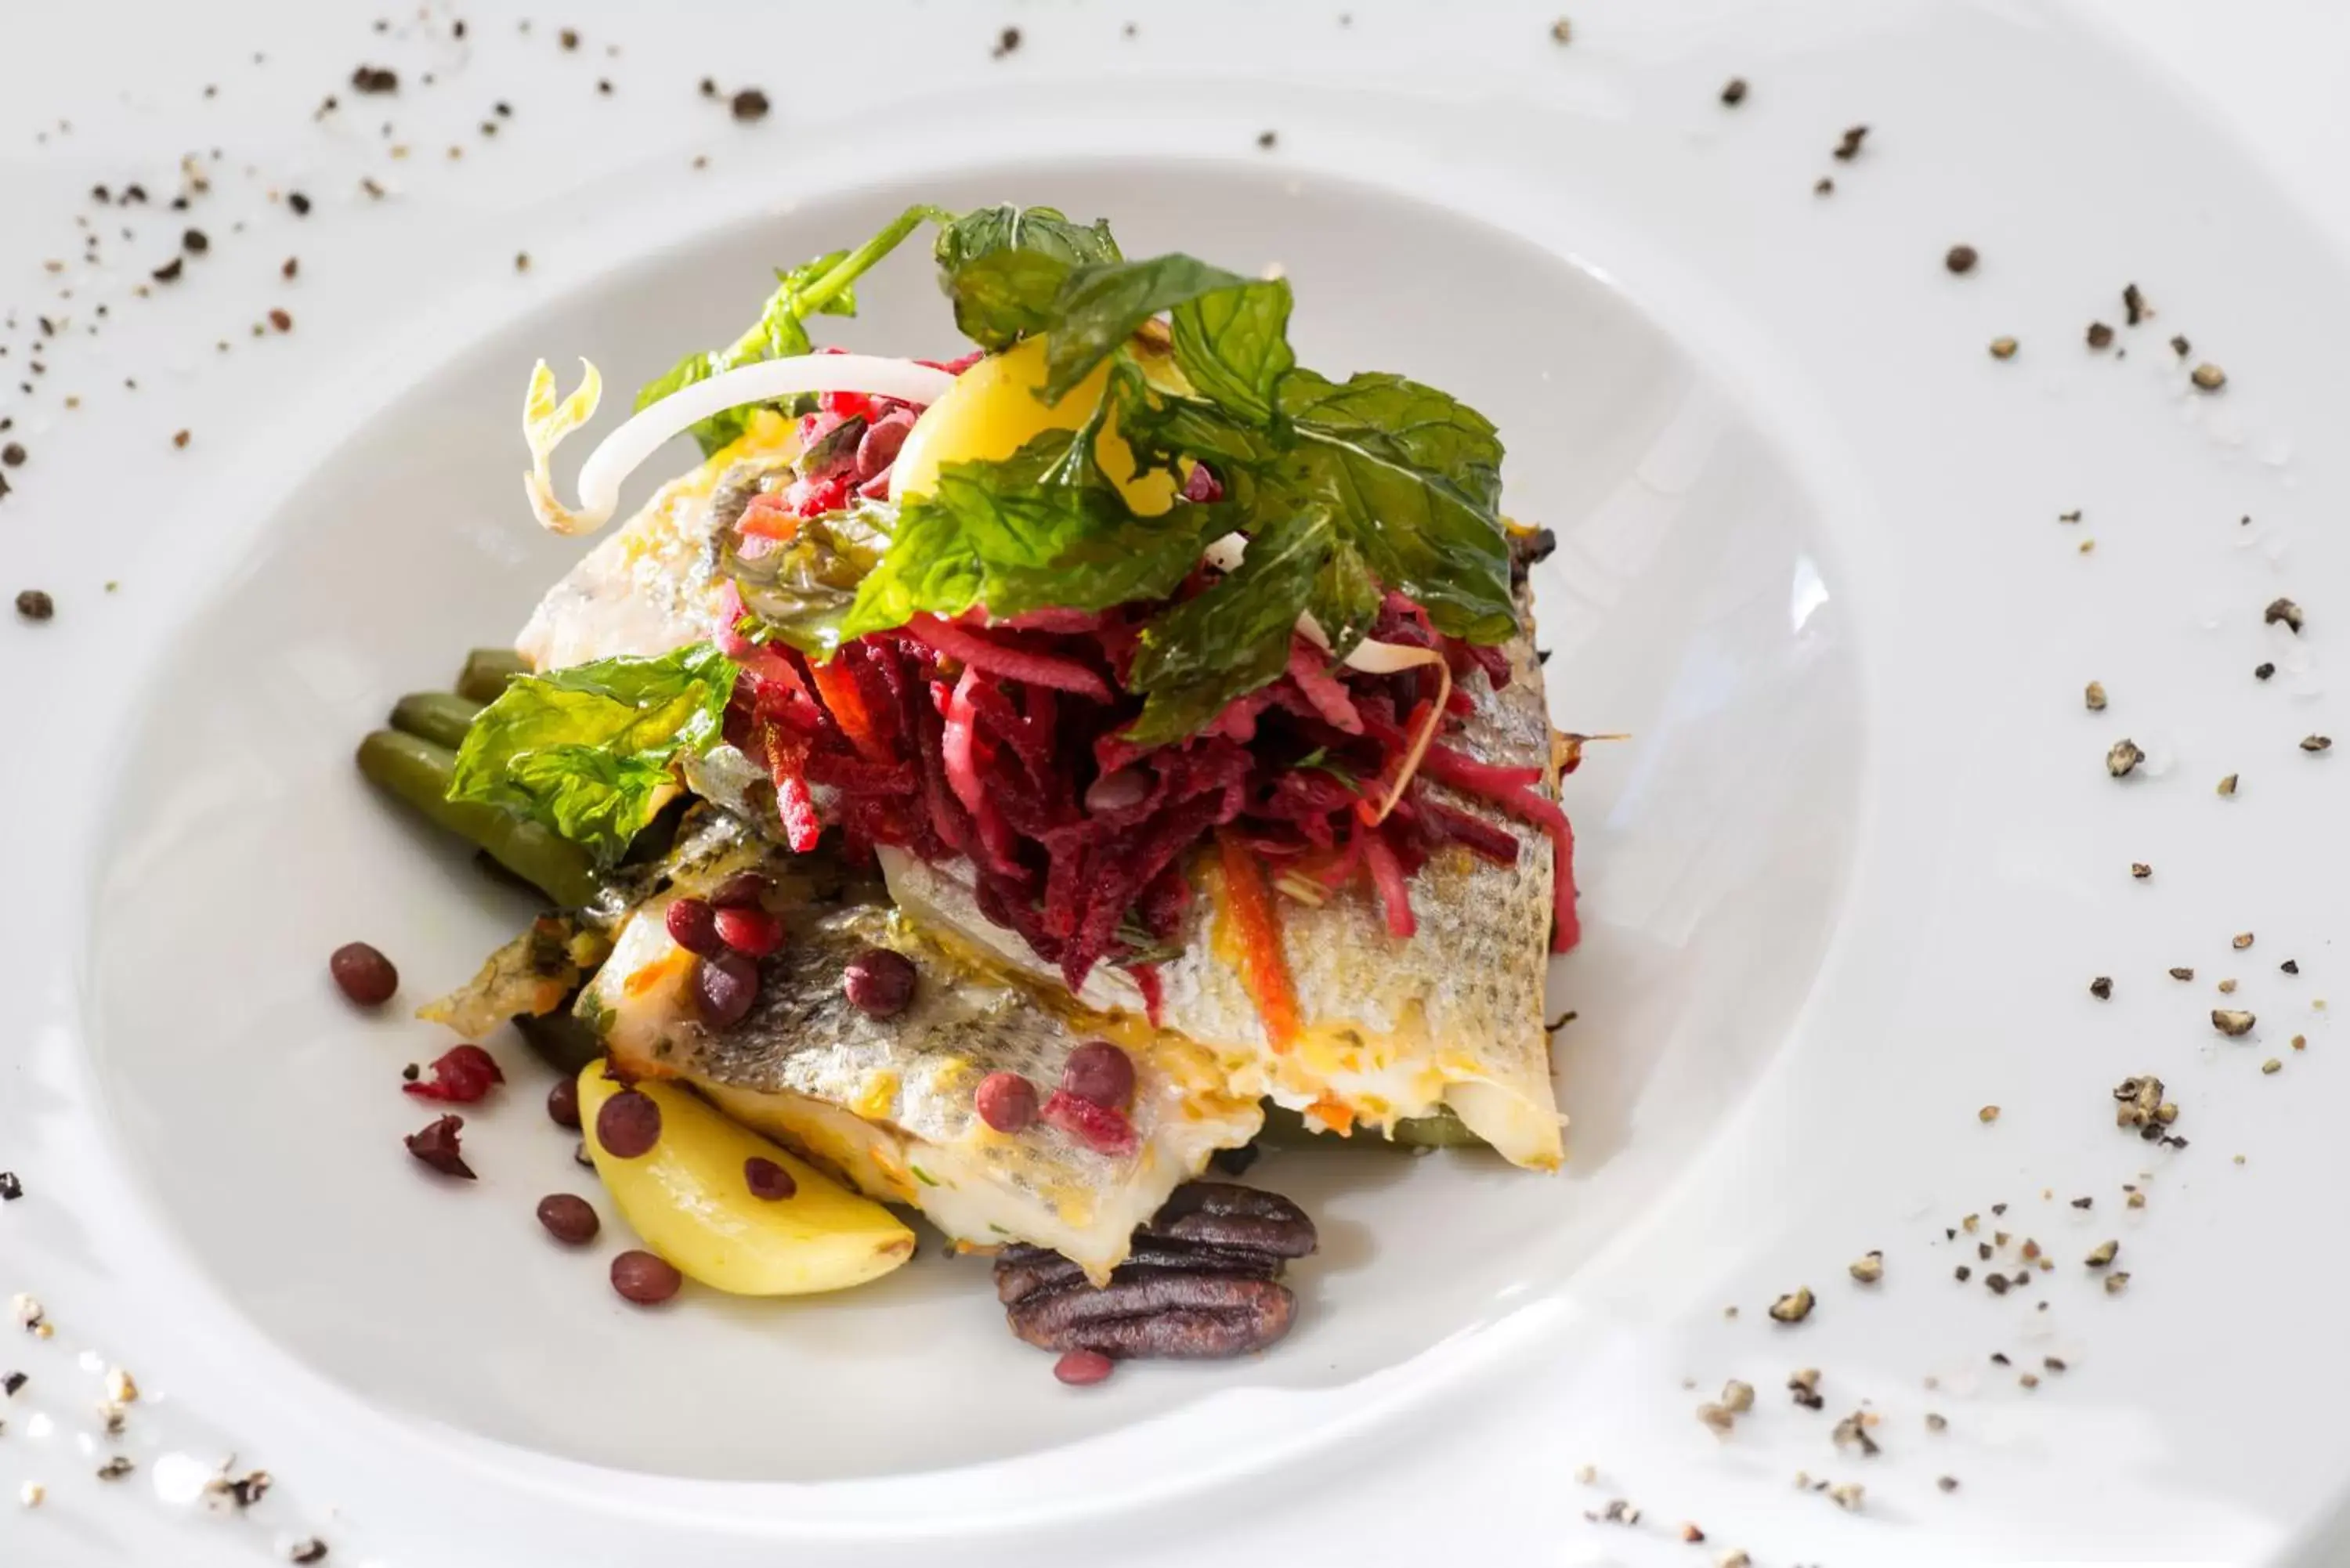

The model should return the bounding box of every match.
[714,905,785,957]
[546,1076,581,1129]
[1059,1042,1133,1110]
[330,941,398,1007]
[975,1071,1039,1133]
[1041,1089,1137,1157]
[404,1114,474,1178]
[843,947,916,1018]
[663,897,724,957]
[694,951,760,1028]
[402,1044,504,1103]
[595,1089,662,1159]
[611,1249,682,1304]
[743,1156,796,1201]
[536,1193,598,1245]
[1054,1349,1115,1386]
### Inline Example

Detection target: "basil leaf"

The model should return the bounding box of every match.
[1040,255,1256,402]
[935,204,1121,352]
[635,204,942,456]
[836,424,1223,639]
[1168,276,1295,424]
[450,644,737,866]
[1124,508,1333,745]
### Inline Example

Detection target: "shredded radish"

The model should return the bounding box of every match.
[905,614,1113,699]
[521,354,957,537]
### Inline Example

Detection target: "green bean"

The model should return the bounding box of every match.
[512,1003,604,1075]
[455,647,529,703]
[389,691,483,751]
[1256,1100,1487,1150]
[356,729,601,909]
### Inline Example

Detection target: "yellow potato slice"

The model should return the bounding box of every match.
[578,1067,915,1296]
[890,334,1180,514]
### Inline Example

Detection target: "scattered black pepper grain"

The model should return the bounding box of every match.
[289,1542,328,1566]
[1945,244,1978,275]
[150,256,183,284]
[288,190,312,215]
[281,255,298,279]
[2071,1196,2093,1209]
[992,25,1022,57]
[2086,321,2114,350]
[401,1063,421,1082]
[2283,959,2301,974]
[1257,129,1278,150]
[1954,1265,1972,1282]
[2170,334,2190,357]
[183,227,209,254]
[1832,124,1868,161]
[0,443,20,468]
[698,77,717,97]
[169,195,190,211]
[731,87,769,121]
[2123,283,2148,325]
[15,589,54,621]
[559,27,580,49]
[454,18,466,37]
[351,65,400,94]
[2266,598,2305,632]
[172,428,190,448]
[1721,77,1748,106]
[360,176,386,198]
[268,308,291,332]
[2090,976,2113,1000]
[515,251,532,271]
[0,1173,20,1202]
[1814,176,1835,197]
[2255,662,2276,681]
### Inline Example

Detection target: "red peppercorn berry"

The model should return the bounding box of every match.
[536,1193,598,1245]
[330,941,398,1007]
[664,897,724,957]
[694,950,761,1028]
[1058,1042,1133,1110]
[743,1156,796,1201]
[975,1071,1039,1133]
[714,904,784,957]
[842,947,916,1018]
[546,1076,581,1129]
[1054,1349,1115,1386]
[403,1114,474,1179]
[611,1249,682,1304]
[595,1088,662,1159]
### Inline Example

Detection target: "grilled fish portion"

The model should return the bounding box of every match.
[580,830,1261,1282]
[882,627,1563,1170]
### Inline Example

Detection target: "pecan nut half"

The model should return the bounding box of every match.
[996,1181,1317,1360]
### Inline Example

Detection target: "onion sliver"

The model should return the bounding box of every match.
[522,354,958,536]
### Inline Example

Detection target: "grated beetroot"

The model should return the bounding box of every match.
[1040,1088,1138,1157]
[403,1044,504,1103]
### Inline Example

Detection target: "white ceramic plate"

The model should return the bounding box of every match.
[5,2,2348,1563]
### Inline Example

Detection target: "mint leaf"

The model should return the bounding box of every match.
[721,504,896,657]
[1039,255,1256,402]
[1123,508,1333,745]
[1168,276,1295,424]
[935,204,1121,352]
[635,204,942,456]
[450,644,737,866]
[835,421,1224,640]
[1308,536,1381,659]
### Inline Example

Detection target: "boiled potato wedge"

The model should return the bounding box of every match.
[579,1068,914,1296]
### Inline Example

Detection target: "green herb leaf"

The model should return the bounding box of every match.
[1168,276,1295,424]
[635,204,942,456]
[835,422,1224,640]
[1292,746,1363,793]
[1307,536,1381,660]
[450,643,737,866]
[721,504,898,657]
[1123,507,1333,744]
[934,204,1121,352]
[1039,255,1256,403]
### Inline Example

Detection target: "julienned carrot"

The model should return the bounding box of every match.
[809,652,887,762]
[1217,827,1300,1053]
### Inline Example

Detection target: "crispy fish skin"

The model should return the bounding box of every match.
[584,868,1261,1283]
[882,621,1564,1169]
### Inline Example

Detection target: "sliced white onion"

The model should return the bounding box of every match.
[1204,530,1429,676]
[521,353,959,536]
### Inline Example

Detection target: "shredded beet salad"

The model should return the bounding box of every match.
[714,369,1579,1000]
